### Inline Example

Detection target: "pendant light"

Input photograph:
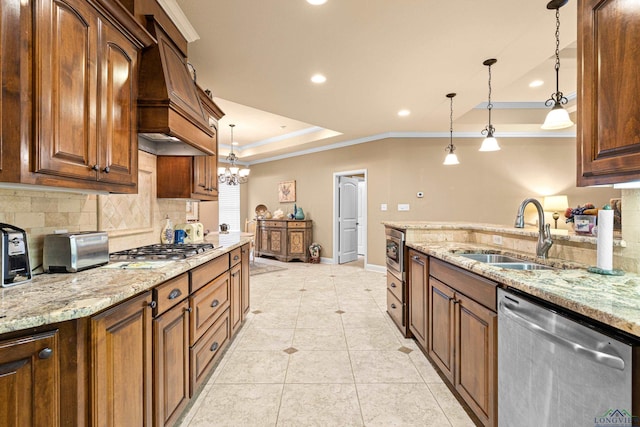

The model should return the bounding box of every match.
[217,124,250,185]
[541,0,574,130]
[480,58,500,152]
[443,93,460,165]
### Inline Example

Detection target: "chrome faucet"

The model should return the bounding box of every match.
[514,198,553,259]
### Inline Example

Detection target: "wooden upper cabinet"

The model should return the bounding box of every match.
[0,0,150,193]
[577,0,640,185]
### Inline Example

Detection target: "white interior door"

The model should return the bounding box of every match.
[339,176,358,264]
[357,180,365,255]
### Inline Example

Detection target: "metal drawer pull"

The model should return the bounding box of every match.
[390,282,397,288]
[168,289,182,300]
[149,301,157,309]
[185,307,192,313]
[412,255,420,261]
[210,342,219,352]
[38,348,53,359]
[233,255,240,261]
[390,303,397,309]
[103,166,110,173]
[211,299,219,308]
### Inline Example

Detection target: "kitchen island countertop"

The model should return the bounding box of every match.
[0,233,251,335]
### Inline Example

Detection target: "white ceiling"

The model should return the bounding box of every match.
[173,0,578,164]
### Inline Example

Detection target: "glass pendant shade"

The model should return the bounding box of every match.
[541,102,574,130]
[443,151,460,165]
[239,168,251,177]
[479,135,500,152]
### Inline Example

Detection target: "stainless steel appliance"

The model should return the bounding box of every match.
[385,227,404,279]
[43,231,109,273]
[109,243,214,261]
[498,288,639,427]
[1,223,31,287]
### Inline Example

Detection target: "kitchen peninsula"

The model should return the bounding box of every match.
[384,221,640,427]
[0,233,251,427]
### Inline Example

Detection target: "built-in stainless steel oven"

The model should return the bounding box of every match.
[385,228,405,279]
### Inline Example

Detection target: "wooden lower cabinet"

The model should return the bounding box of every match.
[241,243,250,318]
[408,250,428,349]
[153,300,190,427]
[230,263,242,334]
[426,258,497,427]
[0,330,59,427]
[190,308,230,393]
[91,291,153,427]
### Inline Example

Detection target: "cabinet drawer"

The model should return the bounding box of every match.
[190,308,230,395]
[288,221,308,228]
[190,272,230,345]
[230,247,242,266]
[190,254,229,293]
[429,258,497,311]
[154,273,189,316]
[387,290,404,329]
[387,272,403,302]
[262,221,284,228]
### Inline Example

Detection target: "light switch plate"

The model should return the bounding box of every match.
[398,204,410,211]
[380,204,388,211]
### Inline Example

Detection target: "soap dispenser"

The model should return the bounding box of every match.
[161,215,174,244]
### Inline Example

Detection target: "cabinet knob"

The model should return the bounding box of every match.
[412,255,420,261]
[185,307,193,313]
[103,166,110,173]
[390,303,397,309]
[149,300,157,309]
[390,282,397,288]
[38,347,53,359]
[91,164,99,171]
[211,299,219,308]
[210,342,219,352]
[168,288,182,300]
[233,255,240,261]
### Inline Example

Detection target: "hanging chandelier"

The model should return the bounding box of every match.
[541,0,574,130]
[480,58,500,152]
[443,93,460,165]
[218,124,250,185]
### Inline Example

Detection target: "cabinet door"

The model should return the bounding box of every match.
[92,291,153,427]
[428,277,455,383]
[241,243,250,318]
[0,330,59,427]
[578,0,640,185]
[288,229,307,257]
[33,0,98,181]
[192,156,209,197]
[268,228,285,256]
[153,300,190,427]
[230,263,242,334]
[455,293,497,427]
[408,250,428,348]
[97,24,138,187]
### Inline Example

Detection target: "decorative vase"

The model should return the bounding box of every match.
[295,207,305,220]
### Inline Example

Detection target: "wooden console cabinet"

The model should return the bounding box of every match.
[256,220,313,262]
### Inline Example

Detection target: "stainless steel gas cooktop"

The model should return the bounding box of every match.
[109,243,215,261]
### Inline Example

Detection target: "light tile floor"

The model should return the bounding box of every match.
[178,259,475,427]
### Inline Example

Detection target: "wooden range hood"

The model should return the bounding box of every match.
[137,15,216,156]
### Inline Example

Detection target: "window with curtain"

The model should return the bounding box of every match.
[218,184,241,232]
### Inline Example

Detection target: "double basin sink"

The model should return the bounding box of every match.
[458,253,555,270]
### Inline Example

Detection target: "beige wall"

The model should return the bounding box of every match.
[246,137,621,266]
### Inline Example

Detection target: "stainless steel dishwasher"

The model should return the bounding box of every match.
[498,288,638,427]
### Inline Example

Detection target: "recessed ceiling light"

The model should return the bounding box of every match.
[529,80,544,88]
[307,0,327,5]
[311,74,327,84]
[398,110,410,117]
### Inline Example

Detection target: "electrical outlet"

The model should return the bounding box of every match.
[492,235,503,245]
[398,204,410,211]
[380,204,388,211]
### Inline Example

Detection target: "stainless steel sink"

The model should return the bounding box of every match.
[458,253,524,263]
[490,262,554,271]
[458,253,555,270]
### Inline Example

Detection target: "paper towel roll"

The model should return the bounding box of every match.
[597,209,614,271]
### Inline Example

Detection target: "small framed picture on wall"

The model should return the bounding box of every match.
[278,180,296,202]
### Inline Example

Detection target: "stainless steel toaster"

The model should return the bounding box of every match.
[43,231,109,273]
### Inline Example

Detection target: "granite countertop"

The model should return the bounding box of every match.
[0,233,251,335]
[407,241,640,339]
